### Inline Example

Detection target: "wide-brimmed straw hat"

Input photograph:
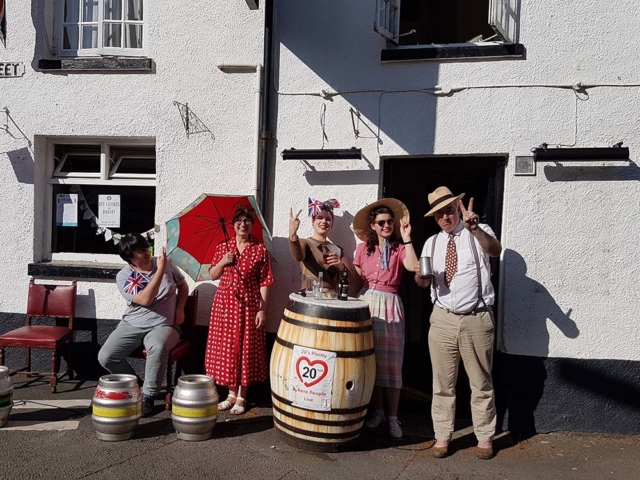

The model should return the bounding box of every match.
[424,186,465,217]
[353,198,409,241]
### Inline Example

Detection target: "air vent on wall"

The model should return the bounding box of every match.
[514,156,536,176]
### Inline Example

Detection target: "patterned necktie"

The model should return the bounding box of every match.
[444,234,457,287]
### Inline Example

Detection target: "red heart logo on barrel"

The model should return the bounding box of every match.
[296,357,329,388]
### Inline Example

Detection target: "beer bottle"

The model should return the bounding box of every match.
[338,269,349,301]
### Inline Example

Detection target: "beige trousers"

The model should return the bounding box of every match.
[428,306,496,442]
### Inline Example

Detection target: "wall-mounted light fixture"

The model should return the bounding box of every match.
[281,148,363,160]
[533,143,629,162]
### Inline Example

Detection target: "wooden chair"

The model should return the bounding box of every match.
[0,279,77,393]
[129,290,199,409]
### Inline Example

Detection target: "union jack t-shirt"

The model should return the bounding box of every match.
[122,270,150,296]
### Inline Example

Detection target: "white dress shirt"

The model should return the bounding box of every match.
[420,222,496,314]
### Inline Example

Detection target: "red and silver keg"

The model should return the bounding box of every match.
[92,374,141,441]
[171,375,218,441]
[0,366,13,427]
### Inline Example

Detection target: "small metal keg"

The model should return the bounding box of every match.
[92,374,141,441]
[171,375,218,441]
[0,366,13,428]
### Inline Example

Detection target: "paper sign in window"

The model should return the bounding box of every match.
[56,194,78,227]
[98,195,121,228]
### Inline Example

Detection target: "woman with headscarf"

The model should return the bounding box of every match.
[352,199,418,440]
[289,198,357,293]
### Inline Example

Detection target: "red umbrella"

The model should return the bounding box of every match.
[166,194,272,282]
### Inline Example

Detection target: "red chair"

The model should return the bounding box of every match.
[129,290,199,409]
[0,279,77,393]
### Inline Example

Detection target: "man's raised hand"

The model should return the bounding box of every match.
[459,198,479,232]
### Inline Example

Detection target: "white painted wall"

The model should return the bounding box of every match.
[0,1,264,325]
[1,0,639,364]
[271,0,640,361]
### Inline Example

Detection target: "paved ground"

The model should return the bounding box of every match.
[1,378,639,480]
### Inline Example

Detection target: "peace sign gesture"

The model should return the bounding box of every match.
[289,207,302,238]
[459,198,479,232]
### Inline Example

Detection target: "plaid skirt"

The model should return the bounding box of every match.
[360,289,405,389]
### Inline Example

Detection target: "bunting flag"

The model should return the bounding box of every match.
[68,185,155,245]
[0,0,6,48]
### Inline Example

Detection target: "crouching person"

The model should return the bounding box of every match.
[98,234,188,416]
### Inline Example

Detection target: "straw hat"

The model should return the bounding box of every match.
[352,198,410,241]
[424,186,465,217]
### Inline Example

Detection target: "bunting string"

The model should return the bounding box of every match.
[69,185,155,245]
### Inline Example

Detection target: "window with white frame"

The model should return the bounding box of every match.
[46,140,156,260]
[59,0,146,56]
[375,0,519,46]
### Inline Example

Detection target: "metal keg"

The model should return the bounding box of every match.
[171,374,218,441]
[0,366,13,428]
[92,374,141,441]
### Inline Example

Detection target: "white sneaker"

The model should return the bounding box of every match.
[365,410,386,430]
[388,418,403,439]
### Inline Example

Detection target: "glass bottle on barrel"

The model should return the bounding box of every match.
[338,268,349,301]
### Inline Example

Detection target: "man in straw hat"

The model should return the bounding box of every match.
[414,186,502,459]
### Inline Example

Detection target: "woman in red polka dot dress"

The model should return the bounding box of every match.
[205,206,274,415]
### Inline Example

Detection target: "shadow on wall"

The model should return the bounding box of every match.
[495,249,580,437]
[543,160,640,182]
[5,148,35,185]
[501,248,580,356]
[276,0,439,156]
[30,0,55,70]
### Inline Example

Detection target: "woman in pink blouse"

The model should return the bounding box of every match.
[352,199,418,440]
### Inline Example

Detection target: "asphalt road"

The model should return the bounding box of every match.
[1,378,639,480]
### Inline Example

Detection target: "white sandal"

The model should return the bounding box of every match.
[229,396,246,415]
[218,393,237,411]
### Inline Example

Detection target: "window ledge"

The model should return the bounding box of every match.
[38,57,153,73]
[381,43,525,63]
[28,261,123,280]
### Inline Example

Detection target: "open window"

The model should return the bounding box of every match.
[375,0,519,46]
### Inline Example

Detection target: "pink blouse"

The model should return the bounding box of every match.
[354,242,406,293]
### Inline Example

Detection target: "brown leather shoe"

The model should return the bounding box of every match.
[432,445,449,458]
[476,446,495,460]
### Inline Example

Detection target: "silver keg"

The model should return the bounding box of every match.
[0,366,13,428]
[92,374,141,441]
[171,374,218,441]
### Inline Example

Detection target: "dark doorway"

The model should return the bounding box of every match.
[382,155,506,415]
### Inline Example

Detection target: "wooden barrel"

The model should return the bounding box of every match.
[270,293,375,452]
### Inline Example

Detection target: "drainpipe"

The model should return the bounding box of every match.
[216,63,263,203]
[258,0,275,213]
[216,0,274,213]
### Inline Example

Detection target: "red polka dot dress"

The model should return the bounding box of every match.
[205,236,274,387]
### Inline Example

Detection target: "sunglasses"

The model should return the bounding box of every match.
[374,219,395,227]
[235,219,252,225]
